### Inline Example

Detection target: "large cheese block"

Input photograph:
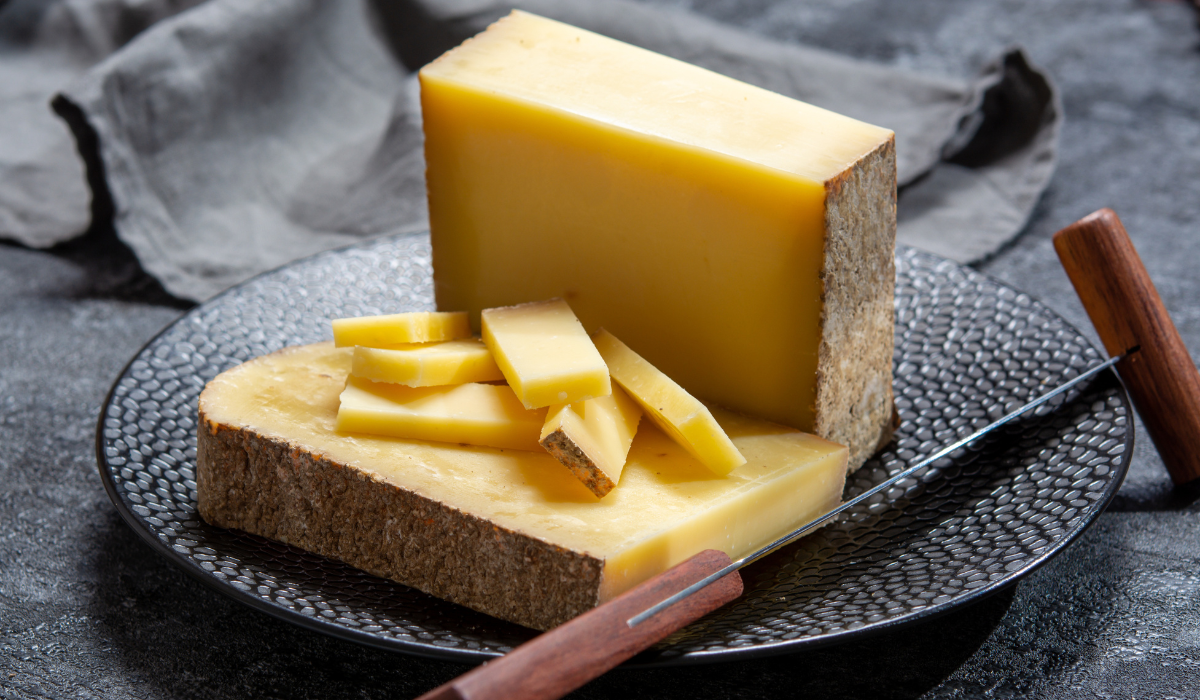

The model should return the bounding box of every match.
[196,343,849,630]
[421,11,896,471]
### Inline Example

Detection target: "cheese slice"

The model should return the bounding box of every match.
[336,375,546,451]
[540,385,643,498]
[351,338,504,387]
[593,329,745,476]
[481,299,611,409]
[198,343,849,630]
[421,11,896,471]
[332,311,470,347]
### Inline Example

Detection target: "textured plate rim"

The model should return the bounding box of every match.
[94,233,1134,666]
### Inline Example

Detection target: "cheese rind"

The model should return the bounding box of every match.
[332,311,470,347]
[421,11,895,471]
[351,339,504,387]
[197,343,849,629]
[336,375,546,451]
[540,386,643,498]
[593,329,745,476]
[481,299,611,409]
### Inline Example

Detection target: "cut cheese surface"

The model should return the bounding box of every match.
[204,343,849,602]
[421,11,896,471]
[540,385,643,498]
[332,311,470,347]
[482,299,610,409]
[351,339,504,387]
[594,329,745,476]
[336,374,546,451]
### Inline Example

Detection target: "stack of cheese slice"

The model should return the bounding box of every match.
[333,301,748,499]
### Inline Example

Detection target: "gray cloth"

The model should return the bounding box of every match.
[0,0,205,247]
[2,0,1060,301]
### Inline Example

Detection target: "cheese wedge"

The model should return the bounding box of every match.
[481,299,610,409]
[336,375,545,451]
[593,329,745,476]
[421,11,896,471]
[197,343,849,630]
[540,386,643,498]
[351,338,504,387]
[332,311,470,347]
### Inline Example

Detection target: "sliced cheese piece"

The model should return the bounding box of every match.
[481,298,610,409]
[336,374,545,451]
[332,311,470,347]
[421,10,896,471]
[593,329,745,476]
[540,385,643,498]
[197,343,850,630]
[351,338,504,387]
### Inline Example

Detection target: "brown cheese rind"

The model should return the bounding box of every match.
[539,427,617,498]
[196,410,604,630]
[818,136,898,472]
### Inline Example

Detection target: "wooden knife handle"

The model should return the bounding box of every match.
[415,549,743,700]
[1054,208,1200,485]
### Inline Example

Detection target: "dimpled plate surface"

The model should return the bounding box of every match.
[96,232,1131,665]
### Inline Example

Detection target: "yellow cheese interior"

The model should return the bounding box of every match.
[352,339,504,387]
[336,374,546,451]
[594,329,745,476]
[420,10,894,430]
[205,343,848,602]
[332,311,470,347]
[482,299,611,409]
[540,385,643,494]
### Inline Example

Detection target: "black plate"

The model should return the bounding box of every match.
[95,232,1131,665]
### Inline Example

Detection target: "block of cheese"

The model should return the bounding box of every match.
[481,299,610,409]
[540,386,643,498]
[351,339,504,387]
[336,375,546,451]
[593,329,745,476]
[421,11,896,471]
[332,311,470,347]
[197,343,849,630]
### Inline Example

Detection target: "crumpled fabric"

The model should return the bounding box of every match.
[0,0,205,247]
[1,0,1060,301]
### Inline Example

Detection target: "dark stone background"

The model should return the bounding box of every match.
[3,1,1199,697]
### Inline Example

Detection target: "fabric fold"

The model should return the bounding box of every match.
[0,0,204,248]
[899,49,1060,263]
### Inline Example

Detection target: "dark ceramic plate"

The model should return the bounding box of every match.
[96,232,1131,665]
